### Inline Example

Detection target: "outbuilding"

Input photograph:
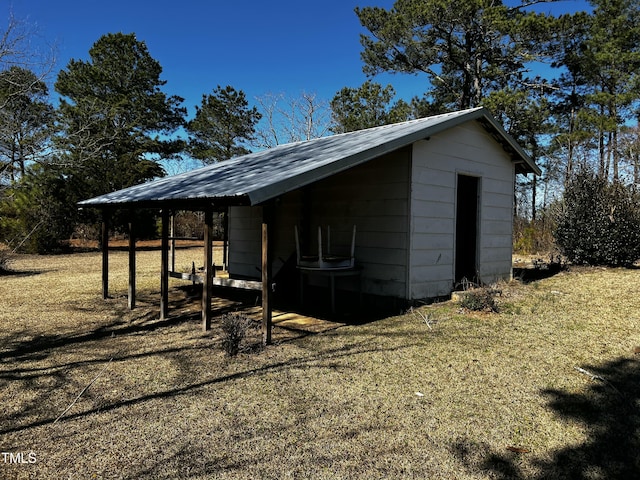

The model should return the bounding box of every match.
[80,107,540,342]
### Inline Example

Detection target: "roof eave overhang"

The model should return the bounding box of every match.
[246,142,415,206]
[78,194,252,211]
[475,110,542,176]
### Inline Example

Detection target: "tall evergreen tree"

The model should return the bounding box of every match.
[548,11,594,184]
[484,85,554,220]
[330,80,410,133]
[54,33,186,196]
[548,1,640,183]
[0,66,53,182]
[187,85,261,164]
[579,0,640,181]
[356,0,555,111]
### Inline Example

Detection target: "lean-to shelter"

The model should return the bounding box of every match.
[79,107,540,343]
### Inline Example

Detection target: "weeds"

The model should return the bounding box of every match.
[220,313,254,356]
[458,287,500,313]
[0,247,12,274]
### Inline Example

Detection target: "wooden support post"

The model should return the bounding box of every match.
[170,213,176,273]
[262,203,273,346]
[128,209,136,310]
[160,209,169,320]
[202,207,213,331]
[101,210,109,299]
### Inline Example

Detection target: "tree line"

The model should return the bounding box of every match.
[1,0,640,262]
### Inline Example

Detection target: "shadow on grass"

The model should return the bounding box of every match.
[453,356,640,479]
[0,285,265,363]
[0,307,178,362]
[0,283,371,381]
[512,263,566,284]
[0,268,47,278]
[0,335,419,436]
[0,283,401,437]
[0,298,204,432]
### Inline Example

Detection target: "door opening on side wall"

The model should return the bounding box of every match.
[455,174,479,286]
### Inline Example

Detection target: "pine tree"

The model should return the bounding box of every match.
[187,85,261,164]
[54,33,186,196]
[0,66,53,182]
[356,0,555,110]
[330,80,410,133]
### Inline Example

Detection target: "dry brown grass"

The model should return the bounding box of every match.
[1,249,639,479]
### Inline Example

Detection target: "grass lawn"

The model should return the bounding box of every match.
[1,248,639,479]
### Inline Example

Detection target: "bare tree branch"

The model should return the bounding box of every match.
[253,91,330,149]
[0,10,57,113]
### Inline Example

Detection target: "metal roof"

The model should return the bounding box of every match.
[79,107,540,209]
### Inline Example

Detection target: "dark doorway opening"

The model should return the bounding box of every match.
[455,174,479,284]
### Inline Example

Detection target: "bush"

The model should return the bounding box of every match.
[0,247,11,274]
[555,171,640,266]
[513,214,557,254]
[220,313,253,356]
[458,288,499,312]
[0,165,78,253]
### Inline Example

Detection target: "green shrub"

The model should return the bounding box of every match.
[513,216,557,255]
[555,171,640,266]
[0,165,78,253]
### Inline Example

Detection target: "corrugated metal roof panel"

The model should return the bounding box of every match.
[79,107,539,208]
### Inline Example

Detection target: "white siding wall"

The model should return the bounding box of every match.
[307,150,410,297]
[228,190,305,280]
[228,205,262,279]
[409,121,515,299]
[228,150,411,297]
[229,121,516,301]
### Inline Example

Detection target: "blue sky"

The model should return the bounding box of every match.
[6,0,591,119]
